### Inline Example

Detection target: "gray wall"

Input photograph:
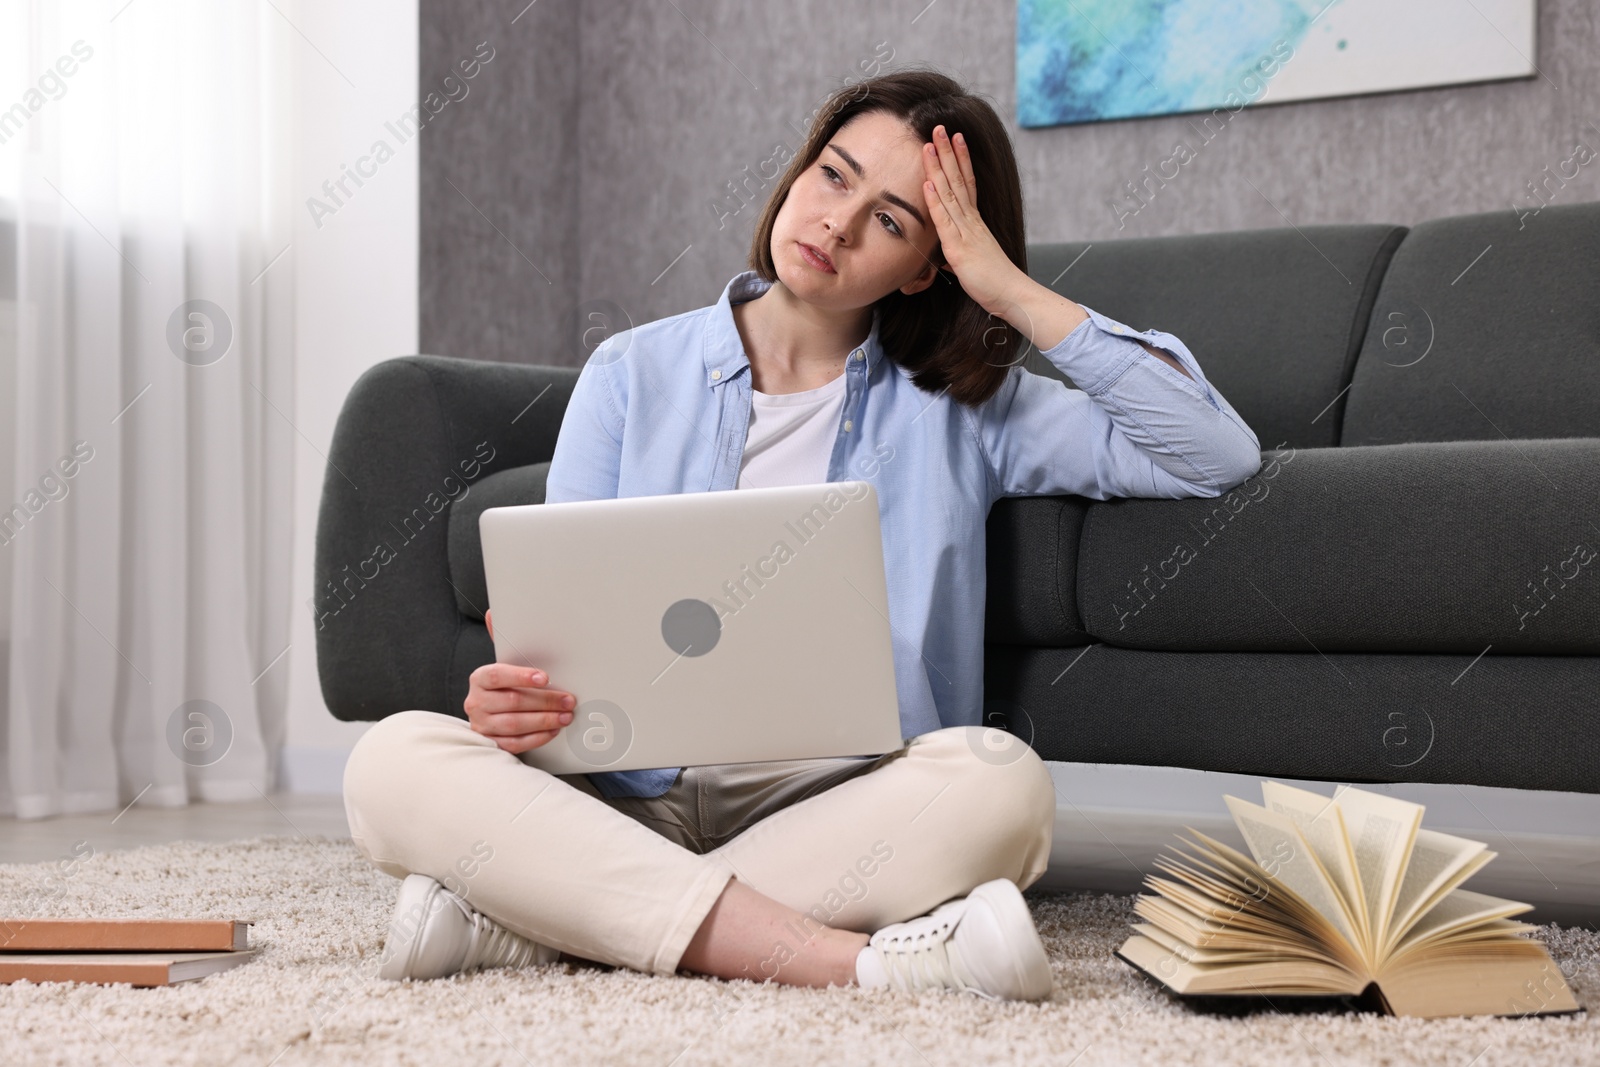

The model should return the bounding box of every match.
[421,0,1600,368]
[420,0,580,368]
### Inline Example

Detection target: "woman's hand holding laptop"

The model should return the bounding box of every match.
[464,608,578,755]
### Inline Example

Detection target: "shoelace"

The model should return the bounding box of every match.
[873,910,981,995]
[449,892,545,974]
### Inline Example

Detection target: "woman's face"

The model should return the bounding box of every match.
[770,109,946,313]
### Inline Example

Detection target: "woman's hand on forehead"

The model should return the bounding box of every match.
[919,124,1025,320]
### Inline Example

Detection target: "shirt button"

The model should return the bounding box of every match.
[1112,325,1125,334]
[711,369,721,380]
[854,350,865,361]
[843,419,853,432]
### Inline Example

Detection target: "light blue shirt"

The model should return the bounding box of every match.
[544,270,1262,798]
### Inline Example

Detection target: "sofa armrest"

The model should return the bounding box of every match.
[313,355,579,722]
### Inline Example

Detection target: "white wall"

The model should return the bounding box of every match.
[280,0,418,792]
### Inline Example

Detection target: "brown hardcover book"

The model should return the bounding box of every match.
[0,949,260,987]
[1116,782,1584,1020]
[0,918,253,953]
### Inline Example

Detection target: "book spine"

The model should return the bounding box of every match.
[0,919,248,952]
[0,959,172,987]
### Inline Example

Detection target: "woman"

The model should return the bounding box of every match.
[341,68,1261,1002]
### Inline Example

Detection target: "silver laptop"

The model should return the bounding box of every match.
[478,480,906,775]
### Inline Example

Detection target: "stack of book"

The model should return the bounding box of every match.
[0,918,259,986]
[1116,781,1583,1019]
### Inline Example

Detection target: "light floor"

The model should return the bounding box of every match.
[0,794,352,866]
[3,781,1597,930]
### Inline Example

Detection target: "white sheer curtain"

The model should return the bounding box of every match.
[0,0,295,818]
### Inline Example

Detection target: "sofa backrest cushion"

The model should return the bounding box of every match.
[1026,223,1406,450]
[1341,200,1600,446]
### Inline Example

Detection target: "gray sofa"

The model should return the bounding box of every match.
[314,200,1600,796]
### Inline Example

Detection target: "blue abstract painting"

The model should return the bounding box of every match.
[1017,0,1537,128]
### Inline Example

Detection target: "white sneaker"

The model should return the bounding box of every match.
[858,877,1052,1001]
[377,873,560,981]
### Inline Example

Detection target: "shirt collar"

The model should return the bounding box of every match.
[702,269,885,389]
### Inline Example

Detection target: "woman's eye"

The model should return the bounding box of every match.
[820,164,901,237]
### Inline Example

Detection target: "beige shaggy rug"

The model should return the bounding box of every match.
[0,834,1594,1067]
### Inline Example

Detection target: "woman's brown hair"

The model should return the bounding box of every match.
[747,67,1029,408]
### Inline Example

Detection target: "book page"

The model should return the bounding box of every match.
[1385,888,1535,962]
[1117,932,1365,997]
[1167,827,1370,975]
[1260,780,1369,958]
[1331,786,1423,953]
[1135,896,1331,956]
[1223,795,1363,959]
[1380,829,1490,961]
[1155,846,1279,911]
[1378,942,1579,1018]
[1133,922,1328,966]
[1144,876,1308,941]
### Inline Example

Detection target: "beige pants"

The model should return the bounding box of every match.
[342,710,1056,978]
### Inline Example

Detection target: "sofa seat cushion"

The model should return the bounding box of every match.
[986,643,1600,793]
[1074,439,1600,654]
[447,462,551,620]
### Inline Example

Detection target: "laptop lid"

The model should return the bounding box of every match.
[478,480,906,775]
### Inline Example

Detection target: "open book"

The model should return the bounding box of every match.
[1115,782,1582,1019]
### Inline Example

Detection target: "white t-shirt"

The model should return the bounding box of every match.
[735,370,848,489]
